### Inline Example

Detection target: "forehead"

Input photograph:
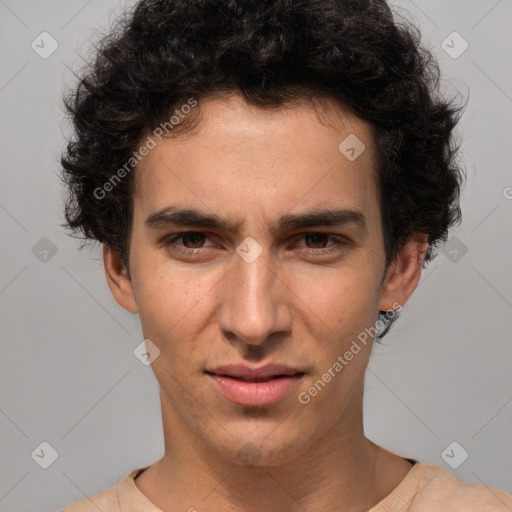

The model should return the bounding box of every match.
[133,93,380,231]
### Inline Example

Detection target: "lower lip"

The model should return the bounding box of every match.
[207,373,304,407]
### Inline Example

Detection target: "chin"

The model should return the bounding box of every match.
[212,425,314,468]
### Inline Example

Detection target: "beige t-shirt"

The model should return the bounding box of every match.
[60,462,512,511]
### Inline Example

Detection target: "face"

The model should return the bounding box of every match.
[104,93,425,467]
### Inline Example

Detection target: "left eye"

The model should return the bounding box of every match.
[295,233,337,249]
[290,233,347,256]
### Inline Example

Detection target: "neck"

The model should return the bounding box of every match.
[135,391,412,512]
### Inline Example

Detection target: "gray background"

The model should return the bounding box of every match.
[0,1,511,510]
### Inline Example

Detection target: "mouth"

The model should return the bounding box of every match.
[208,374,302,383]
[205,364,305,407]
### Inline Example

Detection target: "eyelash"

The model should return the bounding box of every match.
[162,231,347,257]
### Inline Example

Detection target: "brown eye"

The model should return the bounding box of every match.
[180,232,207,248]
[163,232,216,254]
[293,233,348,257]
[304,233,330,249]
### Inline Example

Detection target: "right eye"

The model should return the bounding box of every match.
[162,232,218,255]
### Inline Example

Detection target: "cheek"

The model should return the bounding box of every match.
[132,259,223,346]
[286,263,381,334]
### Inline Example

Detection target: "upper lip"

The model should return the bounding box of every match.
[206,364,304,379]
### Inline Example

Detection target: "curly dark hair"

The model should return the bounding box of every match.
[60,0,465,339]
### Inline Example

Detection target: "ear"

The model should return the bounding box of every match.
[102,244,138,314]
[378,232,428,312]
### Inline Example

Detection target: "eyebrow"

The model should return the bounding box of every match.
[145,205,368,236]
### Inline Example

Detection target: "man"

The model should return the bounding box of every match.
[59,0,512,510]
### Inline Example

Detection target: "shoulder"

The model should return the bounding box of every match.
[415,464,512,511]
[60,487,119,512]
[59,470,136,512]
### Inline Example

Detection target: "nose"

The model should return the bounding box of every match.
[217,245,292,347]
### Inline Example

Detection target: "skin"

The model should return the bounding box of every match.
[104,92,428,512]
